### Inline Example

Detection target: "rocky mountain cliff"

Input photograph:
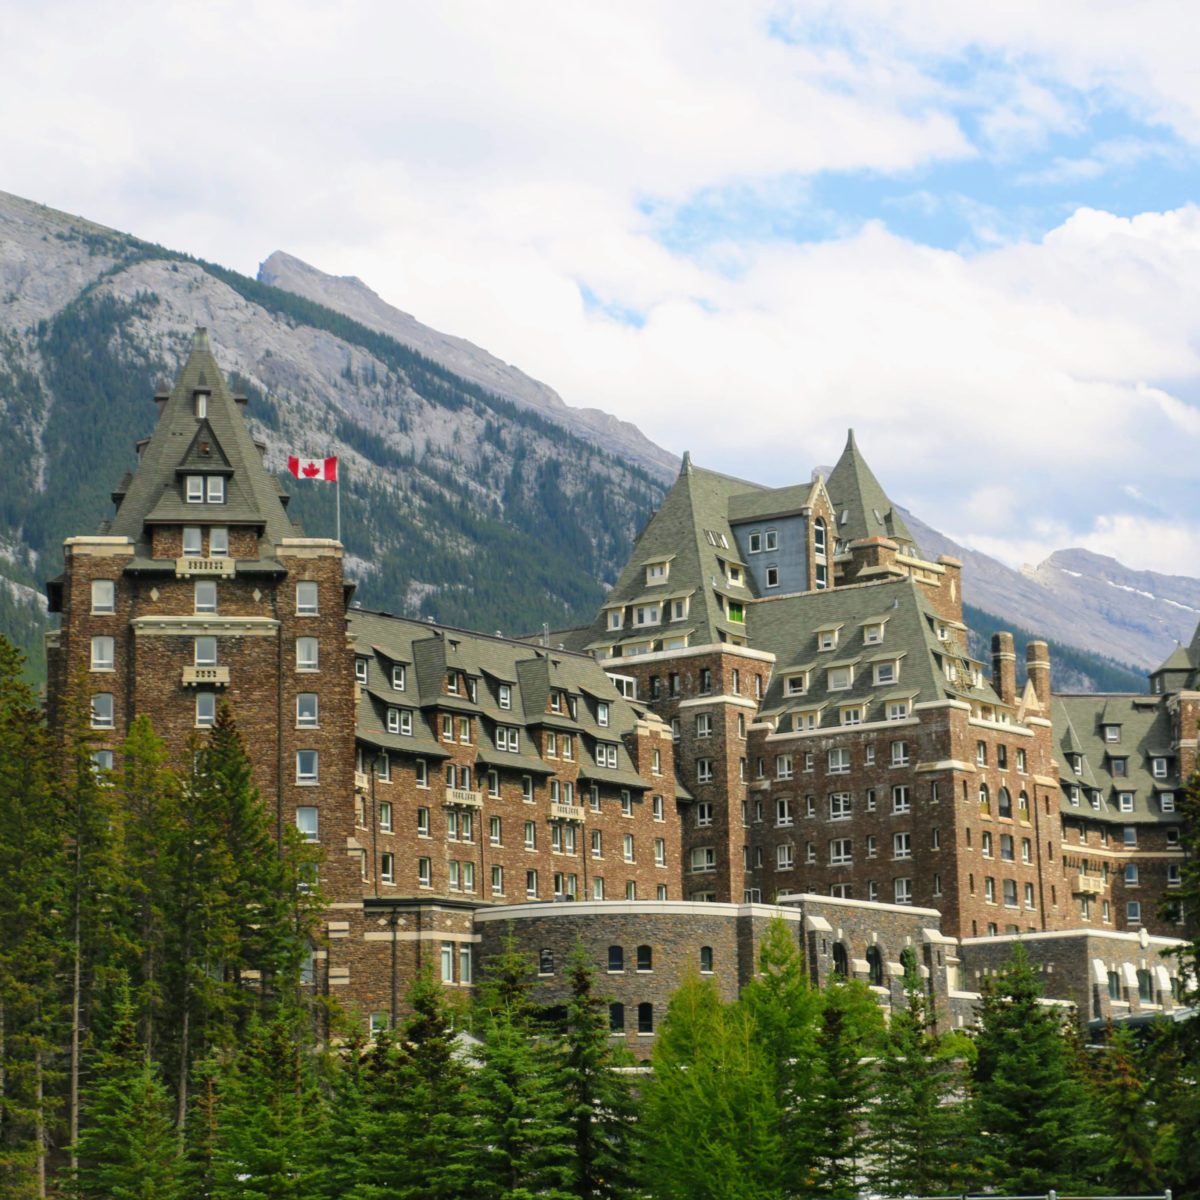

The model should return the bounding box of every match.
[0,191,668,679]
[0,189,1193,693]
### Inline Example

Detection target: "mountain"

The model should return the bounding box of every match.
[903,511,1199,678]
[0,191,669,680]
[257,251,677,481]
[0,189,1191,695]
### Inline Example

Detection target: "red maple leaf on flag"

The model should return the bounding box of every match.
[302,461,320,477]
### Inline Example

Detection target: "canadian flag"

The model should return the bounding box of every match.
[287,455,338,482]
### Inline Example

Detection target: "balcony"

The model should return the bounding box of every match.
[445,787,483,808]
[181,665,230,687]
[175,556,235,579]
[354,771,369,793]
[1074,874,1104,896]
[551,802,585,822]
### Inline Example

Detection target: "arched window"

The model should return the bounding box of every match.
[1018,790,1029,816]
[997,788,1012,819]
[866,945,884,987]
[607,945,624,972]
[978,783,991,814]
[609,1002,625,1032]
[699,946,714,973]
[813,517,827,555]
[637,1002,654,1034]
[637,944,653,972]
[1137,969,1153,1004]
[832,943,849,978]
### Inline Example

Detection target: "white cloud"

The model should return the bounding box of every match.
[2,3,1200,577]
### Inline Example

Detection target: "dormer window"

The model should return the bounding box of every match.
[645,560,669,584]
[728,565,743,586]
[838,703,864,726]
[1111,757,1128,778]
[1071,753,1083,775]
[207,477,224,504]
[194,391,208,418]
[607,608,623,631]
[1152,757,1168,778]
[634,605,660,626]
[550,690,562,713]
[354,657,368,684]
[1103,725,1120,743]
[671,597,689,622]
[446,672,459,695]
[727,601,744,623]
[498,684,511,709]
[828,665,852,691]
[863,622,884,645]
[936,623,950,641]
[816,625,840,651]
[873,660,898,686]
[597,701,609,726]
[186,475,204,503]
[392,665,406,691]
[784,673,808,696]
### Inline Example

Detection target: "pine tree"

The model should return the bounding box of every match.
[804,977,885,1198]
[639,971,782,1200]
[867,962,971,1196]
[559,944,636,1200]
[1093,1025,1159,1193]
[70,980,182,1200]
[735,917,821,1192]
[114,716,181,1059]
[971,944,1098,1193]
[467,938,573,1200]
[314,1032,371,1200]
[353,968,471,1200]
[210,1012,324,1200]
[0,635,64,1198]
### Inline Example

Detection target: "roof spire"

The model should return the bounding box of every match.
[192,326,210,351]
[680,450,692,476]
[845,428,858,452]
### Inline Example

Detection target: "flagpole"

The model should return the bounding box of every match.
[335,469,341,544]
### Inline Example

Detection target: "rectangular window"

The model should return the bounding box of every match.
[892,786,910,813]
[186,475,204,503]
[621,790,633,817]
[776,754,793,780]
[418,857,432,886]
[890,741,909,766]
[776,797,793,827]
[296,581,318,615]
[697,758,714,783]
[90,636,114,670]
[695,712,712,738]
[777,844,794,870]
[655,838,666,866]
[209,526,228,556]
[194,636,217,666]
[296,750,318,784]
[623,834,635,863]
[183,526,203,554]
[893,832,911,860]
[195,692,216,728]
[380,853,394,884]
[830,838,852,865]
[828,748,850,775]
[488,770,500,798]
[829,792,852,821]
[91,579,115,614]
[296,637,318,671]
[523,820,537,850]
[194,580,217,613]
[296,806,318,840]
[526,870,538,898]
[894,878,912,905]
[489,815,501,845]
[206,476,224,504]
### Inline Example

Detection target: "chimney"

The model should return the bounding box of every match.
[991,632,1016,706]
[1026,640,1051,708]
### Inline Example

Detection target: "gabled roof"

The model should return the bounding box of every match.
[571,454,767,653]
[825,429,914,550]
[108,328,296,548]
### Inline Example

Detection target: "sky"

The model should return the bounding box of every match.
[4,1,1200,575]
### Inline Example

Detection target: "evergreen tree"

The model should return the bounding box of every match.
[970,944,1098,1193]
[559,944,636,1200]
[315,1031,371,1200]
[59,670,127,1170]
[114,716,181,1059]
[0,635,63,1197]
[353,969,471,1200]
[804,978,885,1198]
[639,971,782,1200]
[70,981,181,1200]
[867,960,971,1197]
[735,917,821,1192]
[210,1012,324,1200]
[179,1058,221,1200]
[1093,1025,1160,1193]
[467,939,573,1200]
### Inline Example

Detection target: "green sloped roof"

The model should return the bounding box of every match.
[824,429,914,549]
[1051,694,1178,823]
[575,456,767,653]
[747,574,992,723]
[109,329,297,548]
[727,481,815,523]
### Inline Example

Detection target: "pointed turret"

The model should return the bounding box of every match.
[107,327,296,552]
[825,429,915,551]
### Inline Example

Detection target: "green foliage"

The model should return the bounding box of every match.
[1091,1025,1161,1193]
[70,981,182,1200]
[970,944,1099,1194]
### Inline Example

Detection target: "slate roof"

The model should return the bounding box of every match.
[1051,694,1180,825]
[748,574,1000,728]
[824,429,915,550]
[571,453,767,654]
[108,329,297,549]
[348,610,668,792]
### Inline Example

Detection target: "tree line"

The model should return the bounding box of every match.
[2,628,1200,1198]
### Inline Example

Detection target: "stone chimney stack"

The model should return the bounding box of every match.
[991,632,1017,707]
[1026,640,1051,708]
